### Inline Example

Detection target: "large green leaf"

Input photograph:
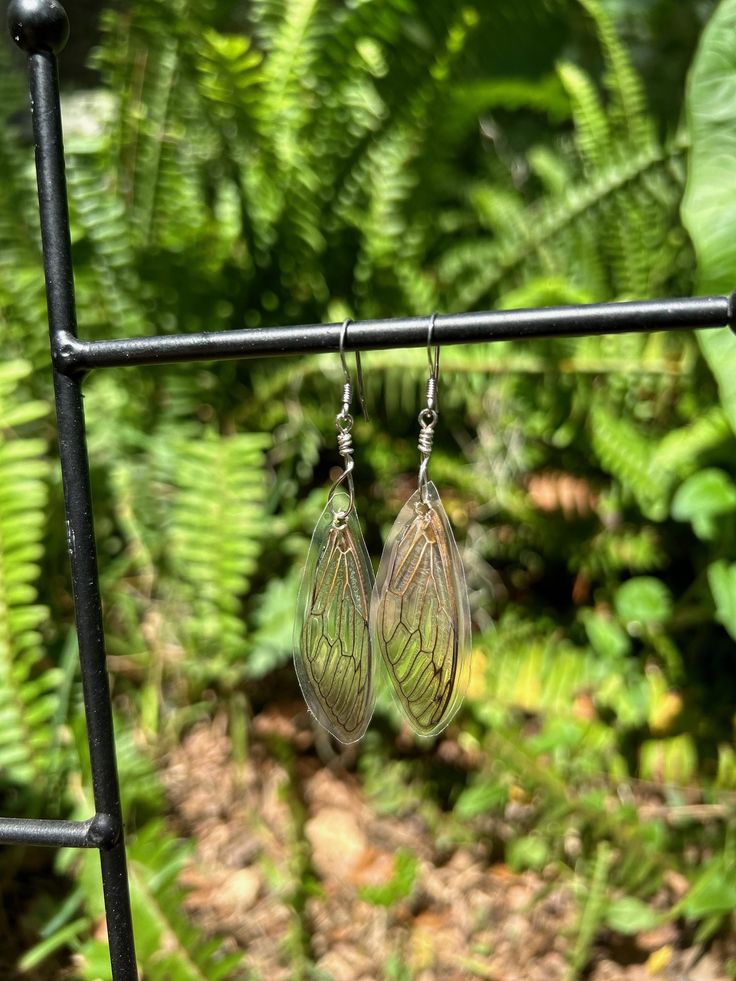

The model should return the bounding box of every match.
[671,468,736,539]
[682,0,736,432]
[615,577,673,626]
[678,855,736,920]
[604,896,663,936]
[707,560,736,639]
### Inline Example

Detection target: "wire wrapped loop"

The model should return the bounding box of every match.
[328,407,355,520]
[328,317,367,522]
[337,428,354,460]
[418,422,434,457]
[418,408,438,501]
[329,356,357,521]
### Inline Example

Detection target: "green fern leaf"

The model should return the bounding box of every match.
[589,399,670,520]
[168,432,271,687]
[0,361,59,796]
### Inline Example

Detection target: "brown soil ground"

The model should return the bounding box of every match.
[2,707,735,980]
[156,711,736,981]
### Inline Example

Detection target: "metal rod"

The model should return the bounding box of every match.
[8,2,138,978]
[0,814,119,849]
[3,2,735,980]
[55,294,733,372]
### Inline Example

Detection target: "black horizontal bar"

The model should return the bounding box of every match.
[0,813,121,849]
[56,294,733,373]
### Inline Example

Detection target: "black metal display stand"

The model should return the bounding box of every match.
[0,1,734,978]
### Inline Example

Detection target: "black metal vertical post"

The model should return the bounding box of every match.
[7,2,137,978]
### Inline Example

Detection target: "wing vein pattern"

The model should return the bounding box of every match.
[377,504,459,733]
[300,524,372,740]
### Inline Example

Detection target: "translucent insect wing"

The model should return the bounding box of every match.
[371,481,471,736]
[294,501,376,743]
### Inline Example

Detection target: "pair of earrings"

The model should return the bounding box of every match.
[294,316,471,743]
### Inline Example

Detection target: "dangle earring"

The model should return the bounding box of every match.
[371,314,471,736]
[293,320,376,743]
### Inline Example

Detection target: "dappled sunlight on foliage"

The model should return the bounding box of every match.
[3,0,736,977]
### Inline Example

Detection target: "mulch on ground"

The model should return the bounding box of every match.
[160,711,736,981]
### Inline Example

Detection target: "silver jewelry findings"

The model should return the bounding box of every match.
[293,320,376,743]
[371,314,472,736]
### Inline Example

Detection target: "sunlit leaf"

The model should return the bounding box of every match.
[615,578,673,626]
[671,468,736,540]
[707,560,736,640]
[605,897,664,935]
[682,0,736,433]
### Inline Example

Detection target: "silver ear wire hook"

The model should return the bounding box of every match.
[339,318,369,421]
[329,319,369,520]
[427,311,440,379]
[426,312,440,412]
[418,312,440,500]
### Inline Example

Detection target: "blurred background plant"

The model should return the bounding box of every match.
[3,0,736,977]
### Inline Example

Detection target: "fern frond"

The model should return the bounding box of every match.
[440,135,688,309]
[68,732,243,981]
[481,618,605,718]
[194,29,263,134]
[577,0,651,147]
[126,823,245,981]
[66,153,147,338]
[579,525,666,576]
[0,51,51,369]
[557,61,611,170]
[255,0,327,207]
[0,361,59,796]
[568,840,613,979]
[653,407,731,478]
[588,399,669,520]
[167,432,271,688]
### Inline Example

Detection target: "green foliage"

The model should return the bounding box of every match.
[0,51,50,373]
[677,843,736,944]
[0,362,61,798]
[682,0,736,297]
[70,823,244,981]
[358,850,419,908]
[683,0,736,711]
[567,842,612,980]
[589,399,668,520]
[20,728,243,980]
[3,0,736,974]
[672,468,736,540]
[682,0,736,433]
[614,577,673,625]
[168,432,271,689]
[438,0,686,312]
[125,824,245,981]
[604,896,663,936]
[707,560,736,640]
[507,835,550,873]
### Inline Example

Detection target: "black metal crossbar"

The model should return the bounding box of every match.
[1,2,733,979]
[55,295,735,372]
[0,814,119,849]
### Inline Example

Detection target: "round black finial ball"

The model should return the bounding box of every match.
[8,0,69,55]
